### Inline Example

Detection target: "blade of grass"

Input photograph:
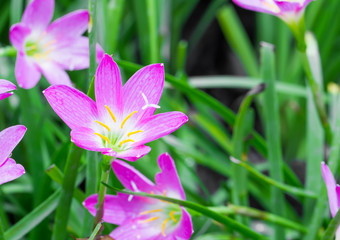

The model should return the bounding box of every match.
[261,42,285,240]
[322,209,340,240]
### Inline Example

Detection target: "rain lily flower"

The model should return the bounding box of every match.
[0,125,26,185]
[321,162,340,238]
[43,54,188,161]
[9,0,104,89]
[0,79,16,101]
[83,153,193,239]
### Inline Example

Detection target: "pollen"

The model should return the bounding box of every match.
[121,111,138,129]
[127,130,143,137]
[94,133,110,144]
[169,211,177,222]
[95,120,111,132]
[162,218,170,237]
[105,105,116,122]
[119,139,134,146]
[138,216,159,224]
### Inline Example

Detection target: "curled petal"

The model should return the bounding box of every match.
[0,80,16,101]
[43,85,98,130]
[0,158,25,185]
[0,125,27,166]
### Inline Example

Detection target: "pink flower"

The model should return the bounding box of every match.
[232,0,313,23]
[43,54,188,161]
[0,125,26,185]
[321,162,340,237]
[0,80,16,101]
[83,153,193,239]
[9,0,104,89]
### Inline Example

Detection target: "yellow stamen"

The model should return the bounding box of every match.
[162,218,170,237]
[36,31,47,42]
[139,217,159,224]
[139,209,163,215]
[95,120,111,132]
[119,139,134,146]
[105,105,116,122]
[34,48,54,60]
[169,211,177,222]
[121,111,138,129]
[127,130,143,137]
[43,39,57,48]
[94,133,110,144]
[150,191,154,195]
[163,190,166,196]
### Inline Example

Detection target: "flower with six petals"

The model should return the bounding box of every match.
[43,54,188,161]
[0,125,26,185]
[0,79,16,101]
[83,153,193,239]
[9,0,104,89]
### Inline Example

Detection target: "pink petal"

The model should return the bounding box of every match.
[21,0,54,34]
[134,112,188,146]
[232,0,280,15]
[0,125,27,166]
[49,37,104,71]
[0,80,16,101]
[9,23,31,51]
[168,207,193,240]
[38,62,72,86]
[70,127,111,152]
[0,158,25,185]
[155,153,186,200]
[15,52,41,89]
[109,145,151,162]
[83,193,146,225]
[95,54,123,119]
[322,162,339,217]
[112,159,155,192]
[122,63,164,122]
[46,10,89,39]
[43,85,98,130]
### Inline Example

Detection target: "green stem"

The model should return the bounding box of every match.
[88,0,98,83]
[0,46,16,57]
[0,218,5,240]
[94,156,112,239]
[300,49,332,144]
[89,222,102,240]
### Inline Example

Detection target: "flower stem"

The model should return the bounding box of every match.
[0,46,16,57]
[88,0,98,84]
[93,156,112,239]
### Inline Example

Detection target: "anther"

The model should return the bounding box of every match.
[139,209,163,215]
[169,211,177,222]
[119,139,134,146]
[162,218,170,237]
[95,120,111,132]
[94,133,110,144]
[127,130,143,137]
[105,105,116,122]
[138,217,159,224]
[121,111,137,129]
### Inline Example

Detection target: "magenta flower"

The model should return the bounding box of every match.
[321,162,340,237]
[83,153,193,239]
[232,0,313,23]
[9,0,104,89]
[0,125,26,185]
[0,80,16,101]
[43,54,188,161]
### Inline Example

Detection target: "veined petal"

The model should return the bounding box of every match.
[46,10,89,39]
[112,159,155,192]
[95,54,123,119]
[9,24,31,51]
[0,125,27,166]
[168,207,193,240]
[49,37,104,71]
[43,85,98,130]
[322,162,339,217]
[112,145,151,162]
[134,112,188,146]
[155,153,186,200]
[0,80,16,101]
[0,158,25,185]
[83,193,146,225]
[122,63,164,121]
[15,52,41,89]
[233,0,281,15]
[21,0,54,34]
[70,127,111,152]
[38,61,72,86]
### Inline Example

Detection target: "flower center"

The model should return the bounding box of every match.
[25,32,56,60]
[94,105,143,152]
